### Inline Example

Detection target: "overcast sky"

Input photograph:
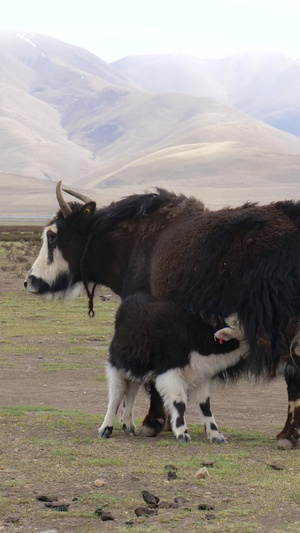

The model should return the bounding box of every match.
[1,0,300,63]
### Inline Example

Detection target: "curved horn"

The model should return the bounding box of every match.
[61,186,93,204]
[56,181,72,218]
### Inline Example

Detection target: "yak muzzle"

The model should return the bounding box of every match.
[24,275,50,294]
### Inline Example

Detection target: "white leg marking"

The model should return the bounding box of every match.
[99,365,128,438]
[155,369,191,442]
[121,380,140,436]
[190,379,225,443]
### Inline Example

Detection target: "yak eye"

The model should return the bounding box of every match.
[47,231,57,245]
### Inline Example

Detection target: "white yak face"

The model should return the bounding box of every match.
[24,222,83,300]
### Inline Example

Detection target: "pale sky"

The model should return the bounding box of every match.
[2,0,300,63]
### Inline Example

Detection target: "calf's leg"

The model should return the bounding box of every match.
[99,365,130,438]
[155,369,191,442]
[120,380,140,436]
[276,367,300,449]
[190,379,225,443]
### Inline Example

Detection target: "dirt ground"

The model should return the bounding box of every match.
[1,234,298,533]
[0,245,288,439]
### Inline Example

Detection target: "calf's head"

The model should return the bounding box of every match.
[24,182,96,300]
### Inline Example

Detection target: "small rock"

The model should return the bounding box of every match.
[36,495,58,502]
[164,464,178,471]
[95,507,104,516]
[198,503,215,511]
[174,496,189,505]
[201,460,215,468]
[44,502,69,512]
[267,463,286,471]
[205,512,216,520]
[125,520,134,526]
[37,530,58,533]
[158,501,174,509]
[4,517,19,524]
[101,512,115,521]
[135,506,158,517]
[142,490,159,506]
[194,467,210,480]
[167,470,178,480]
[94,478,106,487]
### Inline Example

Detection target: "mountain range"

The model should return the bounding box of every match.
[1,30,300,215]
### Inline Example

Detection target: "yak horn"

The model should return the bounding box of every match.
[56,181,72,218]
[61,186,93,204]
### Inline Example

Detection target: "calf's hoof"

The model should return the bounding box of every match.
[122,423,136,436]
[99,426,113,439]
[176,432,191,443]
[210,433,226,444]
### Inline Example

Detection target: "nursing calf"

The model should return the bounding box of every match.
[99,293,248,443]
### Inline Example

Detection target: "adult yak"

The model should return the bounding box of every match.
[24,182,300,449]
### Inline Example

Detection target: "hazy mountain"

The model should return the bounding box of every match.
[112,51,300,136]
[1,31,300,215]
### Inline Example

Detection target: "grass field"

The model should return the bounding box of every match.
[1,229,300,532]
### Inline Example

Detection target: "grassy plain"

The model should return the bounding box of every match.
[1,227,300,533]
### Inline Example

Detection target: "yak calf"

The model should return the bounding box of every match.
[99,293,249,443]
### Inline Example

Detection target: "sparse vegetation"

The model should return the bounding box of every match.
[1,227,300,532]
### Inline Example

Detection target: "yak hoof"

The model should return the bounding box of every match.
[122,423,136,436]
[139,425,159,437]
[211,434,226,444]
[99,426,113,439]
[276,438,295,450]
[176,433,191,443]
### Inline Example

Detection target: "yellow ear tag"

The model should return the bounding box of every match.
[84,208,91,215]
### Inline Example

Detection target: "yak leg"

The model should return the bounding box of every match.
[140,381,168,437]
[155,369,191,442]
[120,380,140,436]
[99,365,129,438]
[190,379,226,443]
[276,368,300,450]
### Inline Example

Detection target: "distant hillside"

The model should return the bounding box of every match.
[112,51,300,136]
[1,31,300,215]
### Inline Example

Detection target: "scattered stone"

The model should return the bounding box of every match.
[205,512,216,520]
[135,506,158,517]
[4,517,19,524]
[167,470,178,480]
[95,507,104,516]
[174,496,189,505]
[201,460,215,468]
[36,495,58,502]
[94,478,106,487]
[44,501,69,512]
[164,464,178,471]
[125,520,134,526]
[142,490,160,506]
[198,503,215,511]
[37,530,58,533]
[158,501,174,509]
[267,463,286,471]
[194,467,210,480]
[101,512,115,521]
